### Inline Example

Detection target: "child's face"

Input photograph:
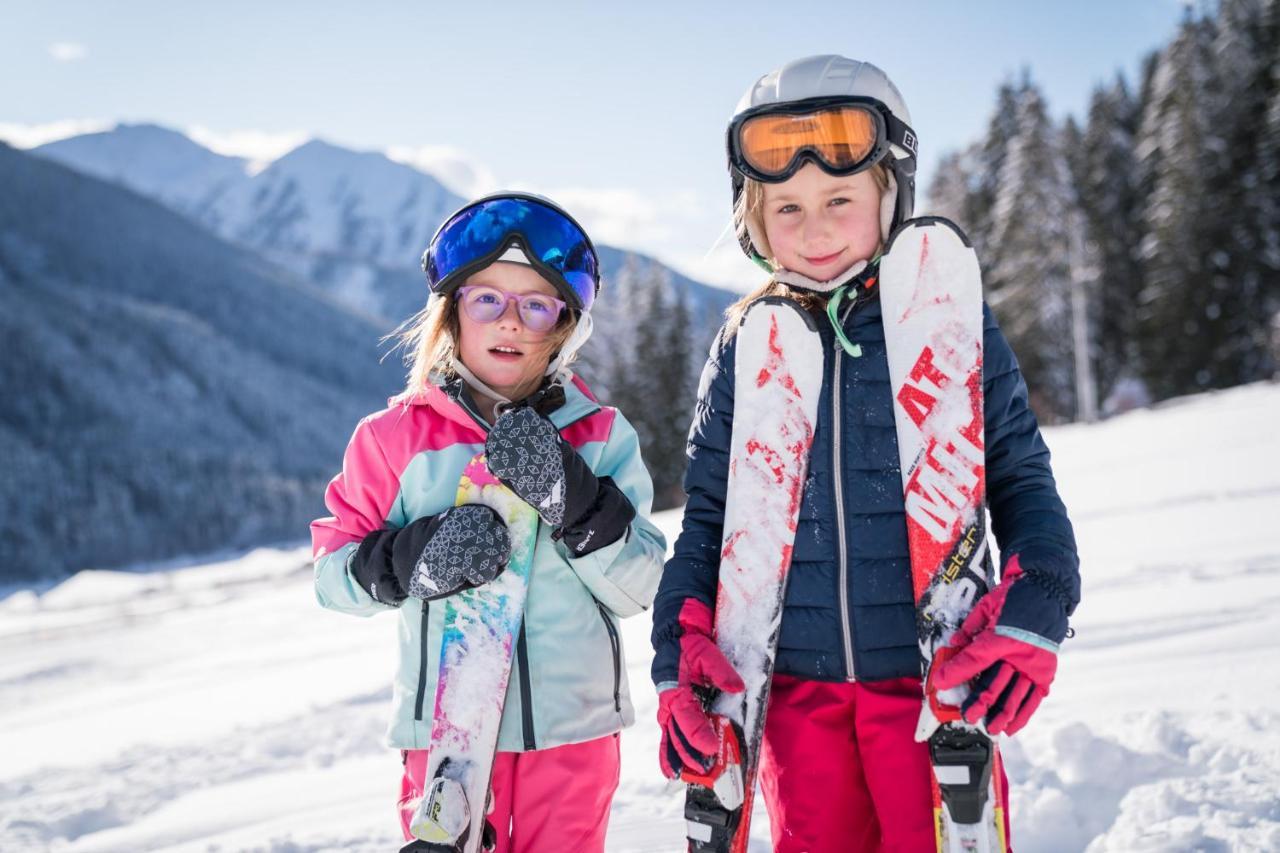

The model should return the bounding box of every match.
[455,262,562,400]
[761,163,882,281]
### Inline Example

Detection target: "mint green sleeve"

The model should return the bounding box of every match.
[561,410,667,618]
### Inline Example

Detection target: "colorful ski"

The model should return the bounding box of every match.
[879,217,1008,853]
[407,454,540,853]
[684,297,824,853]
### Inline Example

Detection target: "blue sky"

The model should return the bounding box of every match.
[2,1,1187,289]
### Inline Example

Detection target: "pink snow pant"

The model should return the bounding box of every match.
[759,674,1012,853]
[399,733,620,852]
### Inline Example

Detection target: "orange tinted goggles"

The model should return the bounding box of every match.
[737,105,881,177]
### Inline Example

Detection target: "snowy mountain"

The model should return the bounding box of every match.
[209,138,463,267]
[1,380,1277,850]
[34,123,251,222]
[201,138,466,317]
[0,142,402,584]
[36,127,466,320]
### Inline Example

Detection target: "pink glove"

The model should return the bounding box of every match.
[657,599,745,779]
[931,557,1064,736]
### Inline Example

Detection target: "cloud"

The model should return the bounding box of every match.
[539,186,706,251]
[385,144,500,198]
[0,119,114,148]
[48,42,87,62]
[186,126,310,173]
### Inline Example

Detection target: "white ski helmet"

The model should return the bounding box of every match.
[728,55,918,276]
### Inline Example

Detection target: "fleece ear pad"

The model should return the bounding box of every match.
[485,407,568,526]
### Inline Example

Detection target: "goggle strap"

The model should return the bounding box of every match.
[885,112,918,160]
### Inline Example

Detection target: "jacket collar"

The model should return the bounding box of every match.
[389,373,601,431]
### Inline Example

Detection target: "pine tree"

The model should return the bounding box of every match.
[923,144,982,229]
[1133,11,1220,399]
[1061,116,1100,421]
[650,286,695,507]
[1205,0,1280,384]
[968,81,1026,259]
[1259,0,1280,370]
[607,266,691,510]
[985,80,1079,421]
[1072,75,1147,412]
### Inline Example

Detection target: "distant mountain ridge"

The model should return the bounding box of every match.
[34,123,251,222]
[36,126,466,320]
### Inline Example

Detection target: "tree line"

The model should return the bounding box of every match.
[589,259,699,512]
[927,0,1278,422]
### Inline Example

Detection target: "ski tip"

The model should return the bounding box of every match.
[884,217,973,253]
[740,295,820,332]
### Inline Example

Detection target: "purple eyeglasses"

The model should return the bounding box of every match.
[455,285,567,333]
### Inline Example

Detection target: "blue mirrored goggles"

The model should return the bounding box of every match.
[422,194,600,312]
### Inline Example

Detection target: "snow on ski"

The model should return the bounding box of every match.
[879,217,1008,853]
[408,455,540,853]
[684,297,823,853]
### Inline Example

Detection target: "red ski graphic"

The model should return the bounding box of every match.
[880,218,1009,853]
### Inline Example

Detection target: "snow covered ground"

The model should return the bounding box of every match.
[2,381,1279,851]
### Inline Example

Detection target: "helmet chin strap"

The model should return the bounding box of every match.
[879,171,899,243]
[755,171,898,295]
[451,357,512,420]
[545,312,593,377]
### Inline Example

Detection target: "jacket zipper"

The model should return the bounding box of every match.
[414,600,430,719]
[833,299,860,682]
[516,621,537,750]
[456,387,494,433]
[596,601,622,712]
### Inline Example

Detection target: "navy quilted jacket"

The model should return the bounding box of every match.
[651,292,1079,686]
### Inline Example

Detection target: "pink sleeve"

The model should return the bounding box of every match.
[310,418,403,559]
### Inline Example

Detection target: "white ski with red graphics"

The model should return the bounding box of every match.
[406,455,540,853]
[878,217,1009,853]
[683,297,824,853]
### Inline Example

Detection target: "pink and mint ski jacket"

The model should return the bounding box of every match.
[312,376,666,752]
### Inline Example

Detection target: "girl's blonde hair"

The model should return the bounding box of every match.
[393,288,579,396]
[725,163,891,335]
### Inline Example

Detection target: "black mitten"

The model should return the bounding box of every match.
[351,505,511,605]
[485,407,634,556]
